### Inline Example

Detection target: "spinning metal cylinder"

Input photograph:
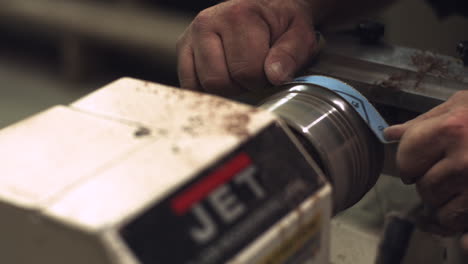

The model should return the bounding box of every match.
[260,77,384,212]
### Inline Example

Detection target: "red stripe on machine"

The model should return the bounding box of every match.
[171,153,252,215]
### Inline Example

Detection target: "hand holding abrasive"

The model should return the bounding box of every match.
[176,0,319,95]
[385,91,468,249]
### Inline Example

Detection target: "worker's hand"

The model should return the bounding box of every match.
[384,91,468,243]
[462,233,468,252]
[176,0,319,95]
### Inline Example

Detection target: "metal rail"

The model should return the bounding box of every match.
[0,0,193,70]
[306,34,468,113]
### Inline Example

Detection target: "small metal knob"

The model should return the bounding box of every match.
[457,41,468,66]
[356,20,385,44]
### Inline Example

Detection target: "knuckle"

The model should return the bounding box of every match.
[450,90,468,102]
[403,123,422,140]
[192,9,215,32]
[176,28,193,54]
[176,36,186,53]
[439,113,468,139]
[225,1,259,21]
[395,141,418,179]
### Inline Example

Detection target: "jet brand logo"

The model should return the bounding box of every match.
[170,153,265,244]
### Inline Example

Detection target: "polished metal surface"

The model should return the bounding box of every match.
[260,81,383,213]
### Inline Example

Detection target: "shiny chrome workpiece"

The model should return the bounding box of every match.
[260,80,383,212]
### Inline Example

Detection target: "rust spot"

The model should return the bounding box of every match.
[171,145,180,154]
[188,116,204,126]
[248,107,260,114]
[376,51,462,92]
[134,127,151,138]
[204,95,235,109]
[135,83,158,94]
[156,128,169,136]
[181,116,205,137]
[223,112,251,139]
[411,51,452,89]
[376,72,408,91]
[181,125,198,137]
[411,52,450,76]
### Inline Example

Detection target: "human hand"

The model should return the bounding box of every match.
[462,233,468,251]
[384,91,468,247]
[176,0,319,95]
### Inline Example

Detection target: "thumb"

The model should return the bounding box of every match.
[461,233,468,252]
[384,124,408,141]
[264,19,317,85]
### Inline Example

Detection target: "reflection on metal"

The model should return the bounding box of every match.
[289,75,392,144]
[263,93,298,112]
[302,110,335,133]
[260,79,384,213]
[332,99,346,111]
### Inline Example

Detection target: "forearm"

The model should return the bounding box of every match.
[305,0,398,25]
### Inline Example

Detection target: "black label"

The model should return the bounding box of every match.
[120,124,324,264]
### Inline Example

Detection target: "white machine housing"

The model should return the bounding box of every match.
[0,78,332,264]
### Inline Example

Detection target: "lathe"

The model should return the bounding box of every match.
[1,33,468,264]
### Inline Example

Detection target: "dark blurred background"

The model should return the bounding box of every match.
[0,0,467,128]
